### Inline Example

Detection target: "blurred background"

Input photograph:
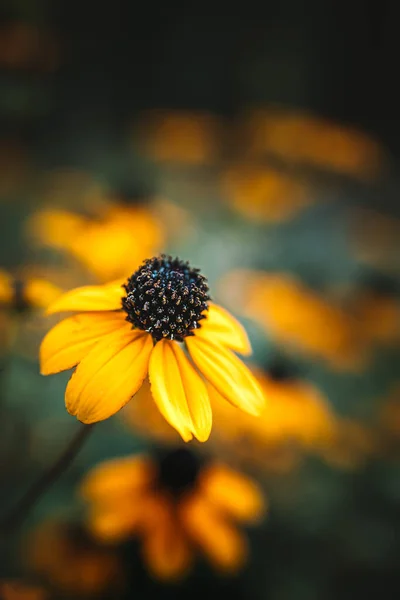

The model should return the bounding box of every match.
[0,1,399,599]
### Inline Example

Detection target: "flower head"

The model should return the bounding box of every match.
[27,204,164,281]
[218,269,369,371]
[40,255,264,442]
[82,448,266,580]
[207,362,338,472]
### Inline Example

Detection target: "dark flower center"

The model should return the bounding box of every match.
[155,448,203,496]
[266,358,298,382]
[122,255,210,342]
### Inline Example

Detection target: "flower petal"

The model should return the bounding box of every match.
[148,340,194,442]
[142,514,192,581]
[198,304,252,355]
[200,464,266,523]
[46,281,125,314]
[81,455,155,503]
[186,336,265,416]
[40,312,129,375]
[88,501,144,543]
[24,278,63,310]
[172,343,212,442]
[180,495,247,572]
[66,329,152,423]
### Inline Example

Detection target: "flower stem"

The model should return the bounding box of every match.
[0,423,94,536]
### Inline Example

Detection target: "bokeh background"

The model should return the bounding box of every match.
[1,2,400,599]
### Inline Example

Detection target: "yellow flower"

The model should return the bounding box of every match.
[207,362,338,472]
[238,107,386,180]
[135,110,223,165]
[28,204,164,282]
[82,448,266,580]
[26,520,123,597]
[0,269,62,312]
[40,256,264,442]
[222,164,312,223]
[219,269,368,371]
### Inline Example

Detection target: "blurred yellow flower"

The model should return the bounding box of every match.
[135,110,223,165]
[0,269,62,312]
[40,256,264,441]
[208,364,338,471]
[82,448,266,580]
[219,270,368,370]
[238,107,386,180]
[26,521,122,597]
[210,363,376,472]
[222,164,312,223]
[28,203,164,282]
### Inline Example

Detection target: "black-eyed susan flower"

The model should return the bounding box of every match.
[26,520,123,597]
[222,164,312,223]
[82,448,266,581]
[207,361,338,472]
[135,109,223,166]
[27,203,164,282]
[0,269,62,312]
[237,107,386,180]
[218,269,368,371]
[40,255,263,442]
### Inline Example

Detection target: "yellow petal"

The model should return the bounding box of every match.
[142,517,192,581]
[66,329,152,423]
[24,278,63,310]
[0,269,13,305]
[40,312,129,375]
[28,208,86,247]
[88,501,143,543]
[171,343,212,442]
[198,304,252,355]
[148,340,192,442]
[180,494,247,572]
[46,281,125,314]
[149,340,212,442]
[186,336,265,416]
[81,455,155,503]
[200,463,266,523]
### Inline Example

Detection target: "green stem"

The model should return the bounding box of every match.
[0,423,94,536]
